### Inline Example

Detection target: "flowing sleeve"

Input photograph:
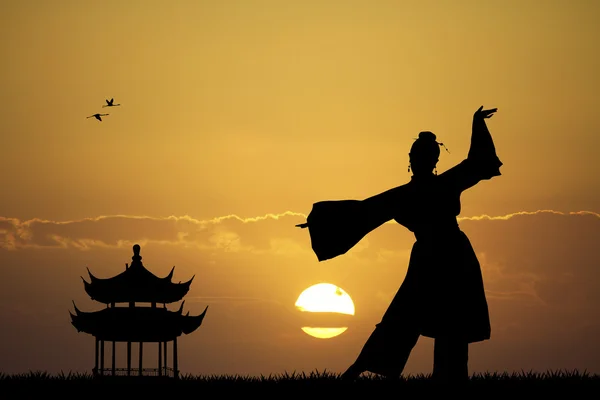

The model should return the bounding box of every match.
[297,185,405,262]
[442,113,503,192]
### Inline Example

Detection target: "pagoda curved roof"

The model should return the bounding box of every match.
[82,244,194,304]
[70,301,208,342]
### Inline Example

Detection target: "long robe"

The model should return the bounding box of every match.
[298,115,502,373]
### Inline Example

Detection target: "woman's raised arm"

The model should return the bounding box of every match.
[440,106,503,192]
[467,106,502,178]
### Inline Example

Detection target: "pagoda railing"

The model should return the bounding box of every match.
[93,367,176,378]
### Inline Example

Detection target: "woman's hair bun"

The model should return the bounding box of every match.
[418,131,437,141]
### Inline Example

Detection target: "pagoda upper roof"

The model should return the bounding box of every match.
[70,301,208,342]
[82,244,194,304]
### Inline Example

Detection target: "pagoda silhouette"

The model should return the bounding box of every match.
[70,244,208,379]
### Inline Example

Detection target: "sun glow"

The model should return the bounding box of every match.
[295,283,355,339]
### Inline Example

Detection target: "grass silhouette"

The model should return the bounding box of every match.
[0,369,598,395]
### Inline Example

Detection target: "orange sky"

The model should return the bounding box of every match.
[0,1,599,376]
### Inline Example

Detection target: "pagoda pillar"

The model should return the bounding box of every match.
[163,341,168,375]
[112,341,116,376]
[158,342,162,377]
[139,342,143,376]
[173,337,178,380]
[100,340,105,376]
[94,337,99,375]
[127,341,132,376]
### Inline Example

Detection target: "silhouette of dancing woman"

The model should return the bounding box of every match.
[296,106,502,382]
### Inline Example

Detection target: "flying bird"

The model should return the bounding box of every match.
[102,98,121,107]
[87,113,109,121]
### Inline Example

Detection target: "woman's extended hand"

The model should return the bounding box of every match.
[474,105,497,119]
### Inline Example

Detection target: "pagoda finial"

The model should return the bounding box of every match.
[132,244,142,264]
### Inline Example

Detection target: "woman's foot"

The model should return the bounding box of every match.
[340,363,363,381]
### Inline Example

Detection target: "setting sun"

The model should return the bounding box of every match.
[295,283,355,339]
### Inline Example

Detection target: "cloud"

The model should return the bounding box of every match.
[0,211,309,252]
[1,209,597,250]
[1,209,598,277]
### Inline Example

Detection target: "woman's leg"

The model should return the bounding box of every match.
[342,258,421,380]
[341,323,419,380]
[432,337,469,382]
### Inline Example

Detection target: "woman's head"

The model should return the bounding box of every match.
[409,131,440,175]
